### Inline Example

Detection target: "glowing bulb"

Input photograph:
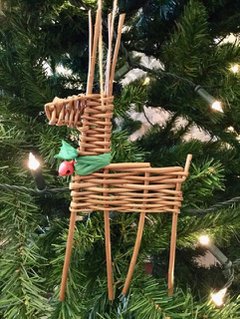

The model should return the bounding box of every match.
[230,64,239,74]
[211,288,227,307]
[198,235,210,246]
[211,101,223,113]
[227,126,234,132]
[28,152,40,170]
[143,77,150,86]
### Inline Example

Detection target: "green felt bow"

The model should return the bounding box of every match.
[75,153,111,175]
[55,140,111,175]
[54,140,78,160]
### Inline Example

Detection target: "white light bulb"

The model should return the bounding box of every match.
[143,77,150,86]
[198,235,210,246]
[227,126,234,132]
[211,288,227,307]
[230,64,239,74]
[28,152,40,170]
[211,101,223,113]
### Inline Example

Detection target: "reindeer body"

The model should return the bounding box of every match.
[44,2,191,302]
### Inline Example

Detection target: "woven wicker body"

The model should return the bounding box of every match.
[70,163,186,214]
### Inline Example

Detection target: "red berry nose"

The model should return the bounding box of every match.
[58,160,74,176]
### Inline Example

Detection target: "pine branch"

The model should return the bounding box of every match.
[0,193,51,318]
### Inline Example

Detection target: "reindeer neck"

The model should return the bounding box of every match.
[77,94,114,156]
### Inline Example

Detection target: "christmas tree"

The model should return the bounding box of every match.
[0,0,240,318]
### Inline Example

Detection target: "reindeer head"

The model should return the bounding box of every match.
[44,95,87,127]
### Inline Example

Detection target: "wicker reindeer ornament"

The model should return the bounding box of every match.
[44,0,192,302]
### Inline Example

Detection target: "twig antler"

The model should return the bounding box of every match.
[87,0,125,97]
[105,0,118,95]
[108,13,126,95]
[86,2,101,94]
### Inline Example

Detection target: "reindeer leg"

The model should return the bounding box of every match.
[168,212,178,296]
[59,211,77,301]
[104,210,114,301]
[168,156,192,295]
[122,212,146,296]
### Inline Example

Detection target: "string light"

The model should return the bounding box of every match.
[198,234,231,266]
[198,234,210,246]
[194,85,223,113]
[229,64,239,74]
[28,153,46,191]
[211,101,224,113]
[211,288,227,307]
[198,234,234,308]
[143,77,150,86]
[28,152,40,170]
[123,60,225,112]
[227,126,235,132]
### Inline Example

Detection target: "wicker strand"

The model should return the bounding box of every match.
[105,0,118,95]
[87,7,101,94]
[98,4,104,108]
[122,172,149,295]
[87,10,93,93]
[109,13,125,95]
[168,210,179,296]
[168,154,191,295]
[105,13,112,95]
[59,211,77,301]
[103,168,114,300]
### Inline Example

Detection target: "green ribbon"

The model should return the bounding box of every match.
[55,140,111,175]
[74,153,111,176]
[54,140,78,160]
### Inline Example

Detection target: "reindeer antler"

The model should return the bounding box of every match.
[86,1,102,94]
